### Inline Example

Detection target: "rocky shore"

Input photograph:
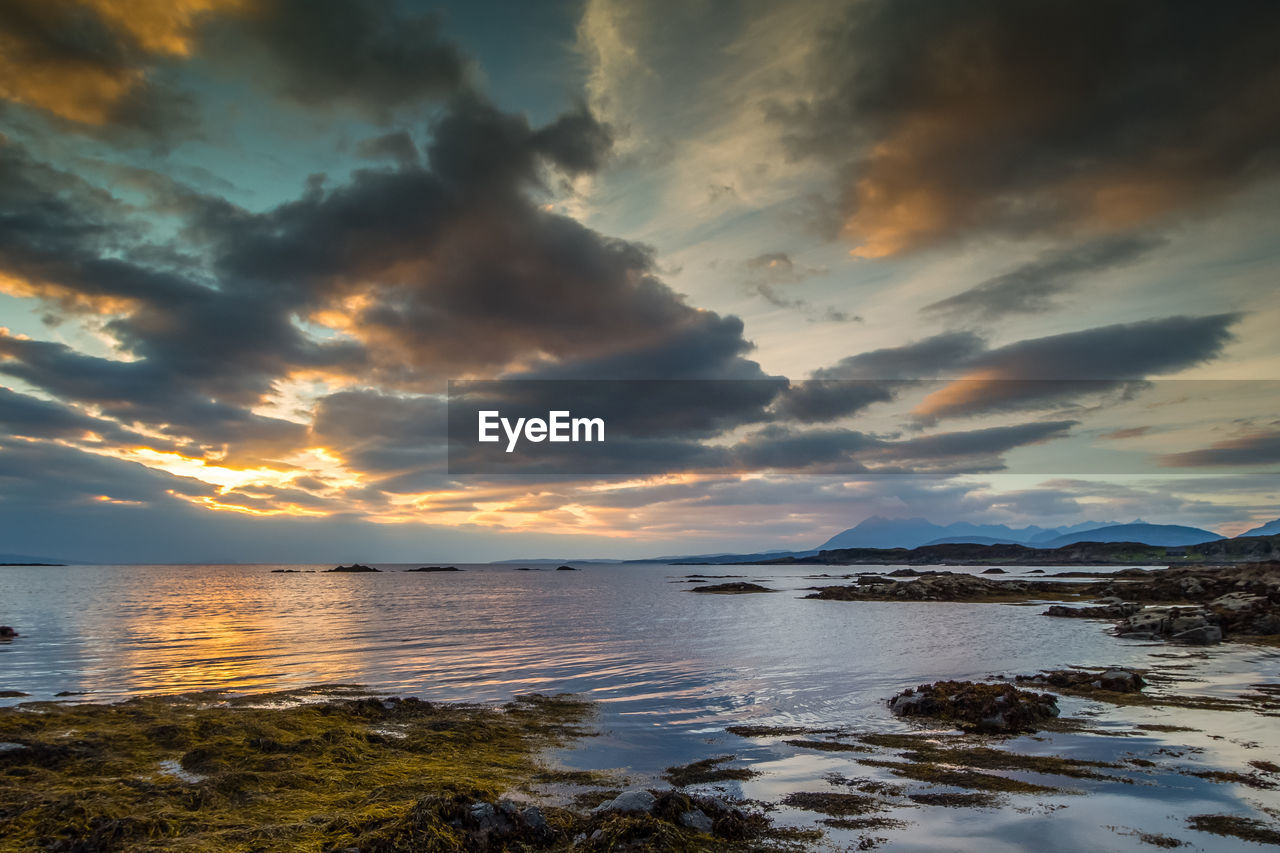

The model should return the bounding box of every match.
[806,562,1280,645]
[0,689,804,853]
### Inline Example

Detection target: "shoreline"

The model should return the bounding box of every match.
[4,661,1280,851]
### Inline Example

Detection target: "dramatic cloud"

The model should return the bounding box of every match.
[777,0,1280,256]
[912,314,1240,422]
[1160,429,1280,468]
[775,333,986,423]
[0,0,472,140]
[0,2,1272,560]
[921,234,1167,320]
[218,0,469,115]
[0,0,214,137]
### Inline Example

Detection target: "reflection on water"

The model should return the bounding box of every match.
[2,562,1278,850]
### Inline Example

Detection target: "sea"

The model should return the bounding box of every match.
[2,561,1278,851]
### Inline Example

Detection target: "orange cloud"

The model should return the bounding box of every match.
[0,0,247,126]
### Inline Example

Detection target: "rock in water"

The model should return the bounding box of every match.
[0,626,17,639]
[690,582,773,594]
[327,564,379,573]
[889,680,1059,733]
[1016,668,1145,694]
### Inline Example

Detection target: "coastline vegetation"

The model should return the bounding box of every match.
[0,689,798,852]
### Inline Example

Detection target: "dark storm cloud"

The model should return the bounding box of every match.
[2,94,770,475]
[915,314,1240,422]
[219,0,470,117]
[0,0,472,142]
[310,390,450,492]
[530,105,615,176]
[0,437,214,510]
[1159,429,1280,468]
[921,234,1168,320]
[0,387,103,440]
[874,420,1077,463]
[0,0,199,143]
[812,333,987,381]
[0,336,309,458]
[725,420,1077,475]
[775,332,985,423]
[777,0,1280,255]
[780,314,1238,426]
[203,96,725,390]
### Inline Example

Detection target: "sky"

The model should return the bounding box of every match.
[1,0,1279,563]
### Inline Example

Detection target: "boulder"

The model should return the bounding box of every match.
[888,680,1059,733]
[1210,592,1267,612]
[1115,605,1222,644]
[595,789,657,815]
[981,568,1007,574]
[679,809,714,833]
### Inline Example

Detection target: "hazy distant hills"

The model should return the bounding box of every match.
[1241,518,1280,538]
[817,516,1223,551]
[1034,523,1222,548]
[816,516,1118,551]
[763,532,1280,567]
[662,515,1273,565]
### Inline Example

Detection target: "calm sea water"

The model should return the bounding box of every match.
[2,562,1278,851]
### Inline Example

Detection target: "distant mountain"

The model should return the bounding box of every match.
[815,516,1104,550]
[759,533,1280,567]
[1038,523,1222,548]
[1239,518,1280,538]
[0,553,67,565]
[1025,520,1118,544]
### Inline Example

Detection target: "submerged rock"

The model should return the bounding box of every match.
[690,582,773,594]
[1016,668,1145,694]
[808,573,1038,602]
[1043,601,1140,619]
[889,680,1060,733]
